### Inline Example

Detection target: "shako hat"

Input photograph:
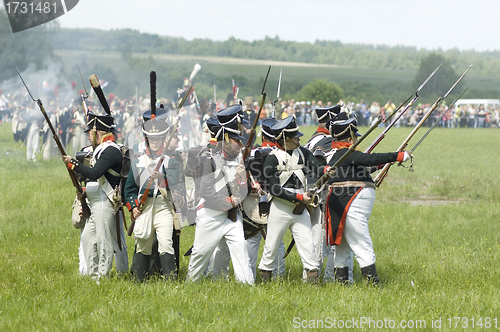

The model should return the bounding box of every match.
[84,112,115,133]
[142,107,169,122]
[315,104,342,123]
[271,116,303,140]
[260,118,279,139]
[142,115,170,137]
[327,112,361,140]
[206,115,221,136]
[215,119,245,142]
[217,104,248,125]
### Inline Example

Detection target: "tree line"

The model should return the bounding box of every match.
[50,28,500,77]
[0,14,497,105]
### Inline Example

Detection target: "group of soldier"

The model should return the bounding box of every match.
[58,74,411,285]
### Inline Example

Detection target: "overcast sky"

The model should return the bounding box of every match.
[3,0,499,52]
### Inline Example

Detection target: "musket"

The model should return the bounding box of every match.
[242,65,271,161]
[77,66,90,120]
[16,66,91,219]
[292,114,383,215]
[364,64,441,153]
[405,87,468,160]
[271,68,282,119]
[89,74,111,115]
[374,65,472,187]
[127,86,193,236]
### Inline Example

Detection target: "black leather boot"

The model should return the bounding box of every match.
[160,253,178,280]
[360,264,380,285]
[334,267,349,284]
[260,269,272,283]
[134,252,151,283]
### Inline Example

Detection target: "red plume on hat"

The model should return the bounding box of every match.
[53,85,59,98]
[0,89,2,96]
[79,89,84,95]
[108,93,115,103]
[71,81,77,89]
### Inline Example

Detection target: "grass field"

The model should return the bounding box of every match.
[1,121,500,331]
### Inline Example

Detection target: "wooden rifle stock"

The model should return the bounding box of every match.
[292,117,381,215]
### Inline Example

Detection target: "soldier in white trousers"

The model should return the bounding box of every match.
[186,110,254,284]
[324,113,410,284]
[63,113,124,279]
[259,116,329,283]
[304,105,354,283]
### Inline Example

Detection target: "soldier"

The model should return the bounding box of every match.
[304,104,354,283]
[73,131,128,277]
[244,117,286,278]
[324,113,410,284]
[305,104,341,152]
[62,113,124,279]
[124,114,180,282]
[26,104,43,162]
[258,116,328,283]
[186,111,254,284]
[122,101,138,148]
[71,103,88,154]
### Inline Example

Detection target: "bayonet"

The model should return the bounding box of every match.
[408,87,468,155]
[365,64,441,153]
[77,66,90,119]
[374,65,472,187]
[242,65,271,161]
[16,66,91,219]
[77,65,89,98]
[272,68,282,119]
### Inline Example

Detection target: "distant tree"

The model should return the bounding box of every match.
[413,53,463,99]
[297,78,343,103]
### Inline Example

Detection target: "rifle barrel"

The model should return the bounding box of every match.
[242,66,271,161]
[374,66,472,186]
[364,64,441,154]
[409,87,468,154]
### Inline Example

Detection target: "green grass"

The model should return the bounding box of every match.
[1,122,500,331]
